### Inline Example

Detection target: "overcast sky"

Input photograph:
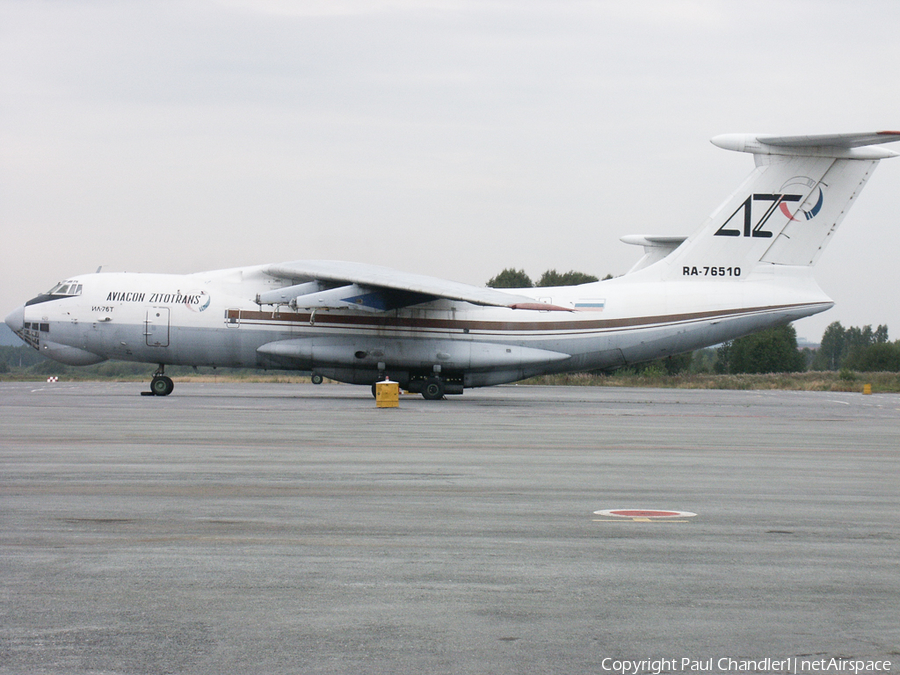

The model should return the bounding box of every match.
[3,0,900,341]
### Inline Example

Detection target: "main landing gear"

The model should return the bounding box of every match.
[415,369,463,400]
[370,373,452,400]
[142,365,174,397]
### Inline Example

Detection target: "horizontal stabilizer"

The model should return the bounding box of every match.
[621,235,688,273]
[711,131,900,159]
[758,131,900,148]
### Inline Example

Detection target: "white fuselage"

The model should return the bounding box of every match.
[12,263,832,389]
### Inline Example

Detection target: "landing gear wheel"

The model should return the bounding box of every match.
[422,377,445,400]
[150,375,174,397]
[311,373,324,385]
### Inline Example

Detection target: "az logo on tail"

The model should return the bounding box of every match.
[714,192,803,238]
[778,176,825,221]
[714,175,826,237]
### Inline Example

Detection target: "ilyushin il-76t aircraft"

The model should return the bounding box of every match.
[6,131,900,399]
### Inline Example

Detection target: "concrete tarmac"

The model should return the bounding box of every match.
[1,382,898,674]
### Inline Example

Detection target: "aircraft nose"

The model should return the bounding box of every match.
[5,304,25,333]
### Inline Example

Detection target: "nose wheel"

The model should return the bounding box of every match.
[142,365,174,396]
[150,375,175,396]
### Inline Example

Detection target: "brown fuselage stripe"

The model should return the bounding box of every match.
[225,302,822,333]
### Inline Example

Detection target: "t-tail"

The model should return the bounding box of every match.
[622,131,900,281]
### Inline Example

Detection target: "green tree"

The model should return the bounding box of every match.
[845,325,875,353]
[536,270,599,287]
[812,321,846,370]
[486,268,533,288]
[812,323,892,371]
[661,352,693,375]
[690,348,719,374]
[843,342,900,372]
[30,359,69,375]
[717,324,806,374]
[0,345,46,369]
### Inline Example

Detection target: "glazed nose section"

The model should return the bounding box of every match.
[5,304,25,333]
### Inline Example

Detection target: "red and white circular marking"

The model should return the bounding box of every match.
[46,376,58,383]
[594,509,696,519]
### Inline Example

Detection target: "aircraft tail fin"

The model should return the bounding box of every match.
[625,131,900,281]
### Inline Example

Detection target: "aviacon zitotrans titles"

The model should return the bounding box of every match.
[6,131,900,398]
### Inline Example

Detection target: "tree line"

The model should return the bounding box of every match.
[811,322,896,372]
[669,322,898,375]
[487,268,605,288]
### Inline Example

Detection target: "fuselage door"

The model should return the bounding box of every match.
[144,307,170,347]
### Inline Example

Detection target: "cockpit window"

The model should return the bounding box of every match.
[47,280,83,296]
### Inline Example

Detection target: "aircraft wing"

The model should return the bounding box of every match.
[261,260,570,312]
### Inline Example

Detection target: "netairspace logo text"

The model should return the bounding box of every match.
[599,657,893,675]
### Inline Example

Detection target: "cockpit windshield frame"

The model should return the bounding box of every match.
[46,280,83,297]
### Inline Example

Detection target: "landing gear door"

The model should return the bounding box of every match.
[144,307,170,347]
